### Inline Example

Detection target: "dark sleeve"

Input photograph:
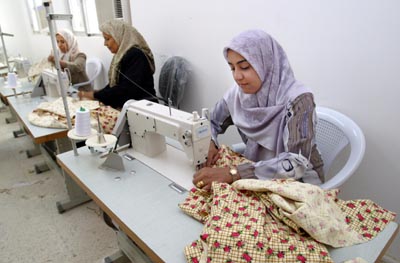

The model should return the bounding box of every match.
[94,47,155,109]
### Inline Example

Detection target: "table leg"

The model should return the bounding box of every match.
[34,162,50,174]
[104,250,131,263]
[6,116,17,123]
[56,170,91,214]
[13,129,26,138]
[26,144,42,158]
[104,230,153,263]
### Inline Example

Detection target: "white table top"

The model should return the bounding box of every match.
[7,95,68,144]
[0,78,34,98]
[57,148,203,263]
[57,148,399,263]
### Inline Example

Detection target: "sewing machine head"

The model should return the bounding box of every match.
[41,68,69,97]
[14,57,31,78]
[115,99,211,167]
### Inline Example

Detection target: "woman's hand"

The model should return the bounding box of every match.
[47,55,54,63]
[193,167,232,191]
[47,55,65,68]
[78,90,95,100]
[205,140,219,167]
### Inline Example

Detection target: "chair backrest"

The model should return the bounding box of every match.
[316,107,366,189]
[158,56,190,108]
[72,57,103,90]
[85,57,102,89]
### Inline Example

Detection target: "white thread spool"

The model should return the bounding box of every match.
[7,72,17,87]
[74,107,91,137]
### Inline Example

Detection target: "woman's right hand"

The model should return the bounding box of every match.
[78,90,95,100]
[48,55,54,63]
[205,140,219,167]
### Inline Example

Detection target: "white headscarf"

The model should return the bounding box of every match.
[100,20,155,87]
[223,29,310,158]
[56,28,79,61]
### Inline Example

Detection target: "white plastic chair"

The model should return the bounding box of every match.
[72,57,102,90]
[316,106,365,189]
[231,106,366,190]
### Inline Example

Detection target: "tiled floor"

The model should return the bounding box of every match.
[0,105,119,263]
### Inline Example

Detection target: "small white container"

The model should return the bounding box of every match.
[7,72,17,87]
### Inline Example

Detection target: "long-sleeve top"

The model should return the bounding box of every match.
[211,92,324,185]
[94,47,156,110]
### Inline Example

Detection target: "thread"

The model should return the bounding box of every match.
[74,107,91,137]
[7,72,17,87]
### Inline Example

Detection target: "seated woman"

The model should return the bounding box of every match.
[193,29,324,191]
[78,20,157,110]
[47,28,91,91]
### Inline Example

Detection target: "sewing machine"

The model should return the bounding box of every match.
[13,56,31,78]
[117,99,211,167]
[41,68,69,97]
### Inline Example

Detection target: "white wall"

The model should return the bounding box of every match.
[1,0,399,260]
[0,0,32,61]
[132,0,400,260]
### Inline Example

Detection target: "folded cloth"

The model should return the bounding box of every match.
[28,97,120,134]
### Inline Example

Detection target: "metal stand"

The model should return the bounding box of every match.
[44,1,77,156]
[100,151,125,171]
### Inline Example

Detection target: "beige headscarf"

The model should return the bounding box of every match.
[56,28,80,61]
[100,20,155,87]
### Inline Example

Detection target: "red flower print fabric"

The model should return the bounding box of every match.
[178,145,396,263]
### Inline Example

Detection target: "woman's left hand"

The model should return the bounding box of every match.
[193,167,231,191]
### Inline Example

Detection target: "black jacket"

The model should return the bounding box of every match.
[94,47,156,109]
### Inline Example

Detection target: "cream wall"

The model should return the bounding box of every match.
[130,1,400,260]
[1,0,399,260]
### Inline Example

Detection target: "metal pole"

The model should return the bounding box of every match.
[43,1,78,156]
[0,25,14,73]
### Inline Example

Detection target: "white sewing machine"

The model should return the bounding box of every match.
[126,99,211,166]
[13,56,31,78]
[41,68,69,97]
[112,99,211,190]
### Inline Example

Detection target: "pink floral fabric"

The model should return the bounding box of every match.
[178,145,397,263]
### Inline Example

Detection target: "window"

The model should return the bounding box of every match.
[68,0,132,36]
[67,0,100,35]
[25,0,50,33]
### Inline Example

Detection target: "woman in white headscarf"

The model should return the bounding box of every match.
[193,29,324,191]
[79,20,157,110]
[47,28,91,91]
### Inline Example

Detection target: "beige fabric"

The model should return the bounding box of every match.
[233,179,366,247]
[28,97,99,129]
[35,97,99,117]
[28,58,52,81]
[179,145,396,263]
[100,20,155,87]
[28,97,120,134]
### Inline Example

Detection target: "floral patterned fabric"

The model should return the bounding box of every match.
[178,145,396,263]
[28,97,120,134]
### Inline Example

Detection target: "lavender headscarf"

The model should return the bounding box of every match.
[223,30,310,158]
[56,29,79,61]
